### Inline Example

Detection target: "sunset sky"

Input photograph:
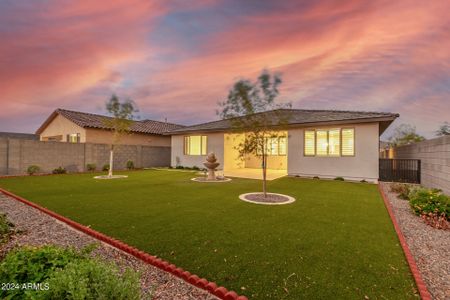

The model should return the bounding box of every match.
[0,0,449,139]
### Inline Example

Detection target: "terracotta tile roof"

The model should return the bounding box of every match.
[36,109,184,135]
[166,108,399,134]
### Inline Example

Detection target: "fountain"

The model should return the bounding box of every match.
[191,152,231,182]
[204,152,220,180]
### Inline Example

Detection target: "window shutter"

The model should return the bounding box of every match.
[304,130,315,156]
[341,129,355,156]
[77,133,80,143]
[66,134,70,142]
[328,129,340,156]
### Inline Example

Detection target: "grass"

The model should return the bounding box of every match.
[0,170,417,299]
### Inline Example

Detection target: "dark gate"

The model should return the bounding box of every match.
[379,159,421,183]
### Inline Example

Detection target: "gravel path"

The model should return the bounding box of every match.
[0,193,217,300]
[380,183,450,300]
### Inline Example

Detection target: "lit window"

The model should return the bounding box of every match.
[278,136,287,155]
[304,130,315,156]
[316,130,328,156]
[184,135,207,155]
[328,129,340,156]
[68,133,80,143]
[341,128,354,156]
[304,128,354,157]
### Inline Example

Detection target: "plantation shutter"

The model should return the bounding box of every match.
[304,130,315,156]
[328,129,340,156]
[316,130,328,156]
[341,129,355,156]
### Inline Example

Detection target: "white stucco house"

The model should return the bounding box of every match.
[165,109,399,183]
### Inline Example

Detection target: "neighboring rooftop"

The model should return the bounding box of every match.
[0,132,39,140]
[166,109,399,135]
[36,109,185,135]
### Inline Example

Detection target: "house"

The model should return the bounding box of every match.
[166,109,399,182]
[36,109,184,146]
[0,132,39,140]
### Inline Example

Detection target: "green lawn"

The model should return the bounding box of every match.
[0,170,417,299]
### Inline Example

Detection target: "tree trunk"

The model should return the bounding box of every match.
[262,153,267,198]
[108,145,114,177]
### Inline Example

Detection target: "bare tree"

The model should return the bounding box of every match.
[436,122,450,136]
[218,70,291,197]
[103,94,138,177]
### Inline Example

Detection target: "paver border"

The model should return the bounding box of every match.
[378,184,432,300]
[239,192,296,205]
[0,187,248,300]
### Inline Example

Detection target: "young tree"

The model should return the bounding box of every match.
[103,95,138,177]
[218,70,291,197]
[436,122,450,136]
[389,124,425,146]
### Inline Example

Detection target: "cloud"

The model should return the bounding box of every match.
[0,0,448,138]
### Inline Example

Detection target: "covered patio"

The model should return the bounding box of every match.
[224,168,287,180]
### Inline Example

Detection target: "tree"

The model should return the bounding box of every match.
[389,124,425,146]
[218,70,291,197]
[103,94,138,177]
[436,122,450,136]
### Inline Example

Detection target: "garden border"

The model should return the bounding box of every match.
[0,187,248,300]
[378,185,432,300]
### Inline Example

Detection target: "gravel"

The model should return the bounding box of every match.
[242,193,293,204]
[0,193,218,300]
[380,183,450,300]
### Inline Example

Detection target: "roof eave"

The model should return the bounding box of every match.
[165,115,399,135]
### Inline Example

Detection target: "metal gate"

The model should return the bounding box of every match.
[379,159,421,183]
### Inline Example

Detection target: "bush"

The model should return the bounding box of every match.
[409,187,449,229]
[86,163,96,171]
[27,165,40,175]
[334,177,344,181]
[41,259,140,300]
[52,166,67,174]
[0,214,13,244]
[0,244,140,299]
[102,164,110,171]
[192,165,200,171]
[175,165,184,169]
[390,183,412,200]
[0,245,85,299]
[126,160,135,170]
[360,179,368,183]
[313,176,320,179]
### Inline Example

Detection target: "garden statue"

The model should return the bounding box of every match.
[203,152,220,180]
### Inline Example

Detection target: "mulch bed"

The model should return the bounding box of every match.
[243,193,292,204]
[0,193,217,300]
[380,183,450,300]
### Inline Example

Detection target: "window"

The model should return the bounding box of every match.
[304,128,354,157]
[256,136,287,156]
[67,133,80,143]
[304,130,315,156]
[184,135,207,155]
[341,128,355,156]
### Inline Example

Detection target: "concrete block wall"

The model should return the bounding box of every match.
[0,138,171,175]
[392,135,450,195]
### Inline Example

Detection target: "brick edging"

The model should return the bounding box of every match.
[377,185,432,300]
[0,188,248,300]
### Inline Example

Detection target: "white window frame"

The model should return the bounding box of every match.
[303,128,355,157]
[184,135,207,156]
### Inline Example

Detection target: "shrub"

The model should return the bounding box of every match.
[52,166,67,174]
[126,160,135,170]
[0,214,14,244]
[86,163,96,171]
[334,177,344,181]
[192,165,200,171]
[360,179,368,183]
[0,245,86,299]
[41,259,140,300]
[409,187,449,229]
[102,164,110,171]
[313,176,320,179]
[175,165,184,169]
[390,183,412,200]
[27,165,40,175]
